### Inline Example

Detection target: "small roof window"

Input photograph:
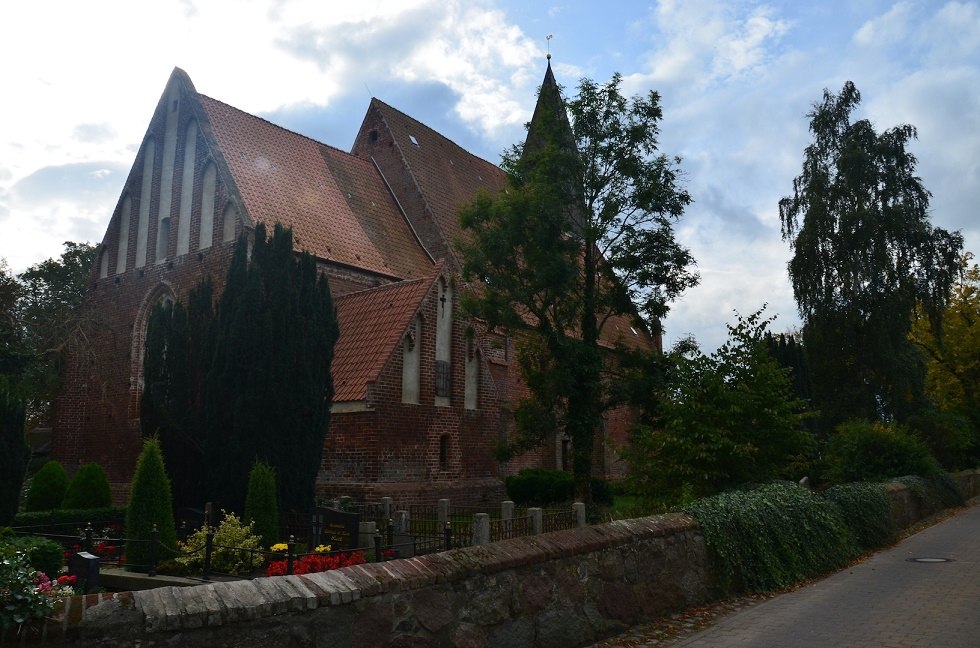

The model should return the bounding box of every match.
[409,135,419,147]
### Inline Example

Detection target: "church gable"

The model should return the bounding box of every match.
[96,68,245,281]
[352,99,507,270]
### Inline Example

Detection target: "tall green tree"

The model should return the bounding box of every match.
[624,309,813,502]
[0,262,28,524]
[460,69,697,503]
[909,253,980,420]
[204,223,337,513]
[779,81,962,431]
[124,436,177,572]
[17,242,98,427]
[141,280,213,510]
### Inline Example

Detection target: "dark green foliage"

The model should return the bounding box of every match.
[61,462,111,510]
[590,478,613,507]
[205,223,338,513]
[906,408,979,471]
[505,469,573,505]
[625,309,814,503]
[780,82,962,432]
[685,482,857,594]
[16,242,99,428]
[897,474,964,510]
[459,71,696,503]
[244,460,279,548]
[23,460,68,512]
[6,535,64,578]
[13,506,124,533]
[824,482,896,550]
[0,378,28,525]
[124,437,177,572]
[825,420,939,483]
[141,280,213,510]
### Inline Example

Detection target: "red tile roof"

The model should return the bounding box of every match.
[366,99,507,265]
[198,95,433,280]
[331,275,434,402]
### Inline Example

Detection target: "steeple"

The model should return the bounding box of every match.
[524,57,576,158]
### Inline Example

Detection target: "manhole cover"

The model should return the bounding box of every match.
[908,557,953,563]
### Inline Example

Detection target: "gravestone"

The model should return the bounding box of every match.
[68,551,100,593]
[311,507,361,550]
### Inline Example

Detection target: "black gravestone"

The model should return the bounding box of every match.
[311,507,361,550]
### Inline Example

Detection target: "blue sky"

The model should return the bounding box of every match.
[1,0,977,351]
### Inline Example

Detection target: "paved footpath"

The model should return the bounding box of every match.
[664,502,980,647]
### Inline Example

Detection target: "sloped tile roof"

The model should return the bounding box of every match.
[198,95,433,280]
[367,99,507,263]
[331,275,434,402]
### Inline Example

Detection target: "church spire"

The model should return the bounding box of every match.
[524,52,574,156]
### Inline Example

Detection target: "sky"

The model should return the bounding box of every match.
[1,0,977,352]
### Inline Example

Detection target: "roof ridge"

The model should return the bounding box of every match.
[368,97,502,170]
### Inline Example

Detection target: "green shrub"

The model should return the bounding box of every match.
[505,469,574,505]
[5,535,64,578]
[590,478,613,507]
[825,420,939,483]
[824,482,896,550]
[24,461,69,512]
[244,460,279,549]
[685,482,857,594]
[124,437,177,572]
[176,511,263,576]
[62,462,112,510]
[897,473,964,512]
[0,546,55,632]
[13,507,125,534]
[906,409,979,471]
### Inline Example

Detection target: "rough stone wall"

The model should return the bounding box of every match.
[16,472,980,646]
[27,514,713,647]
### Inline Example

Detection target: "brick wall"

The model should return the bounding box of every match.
[319,275,505,506]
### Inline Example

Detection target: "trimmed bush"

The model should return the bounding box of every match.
[824,482,896,550]
[24,461,69,512]
[176,511,263,576]
[685,482,857,594]
[5,535,64,578]
[244,460,279,549]
[62,462,112,510]
[505,469,574,505]
[124,437,177,572]
[825,420,939,483]
[13,507,125,534]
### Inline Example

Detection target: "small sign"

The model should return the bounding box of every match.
[311,507,361,550]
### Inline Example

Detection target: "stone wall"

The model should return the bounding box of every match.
[16,471,980,647]
[15,514,712,647]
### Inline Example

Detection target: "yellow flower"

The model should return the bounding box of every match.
[314,544,332,553]
[270,543,288,552]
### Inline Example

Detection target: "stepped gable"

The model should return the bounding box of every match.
[331,273,434,403]
[355,99,507,266]
[198,94,433,280]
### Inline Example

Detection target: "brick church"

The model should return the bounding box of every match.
[51,62,656,507]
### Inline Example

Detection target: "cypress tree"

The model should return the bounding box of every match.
[141,280,213,511]
[124,437,177,572]
[204,223,337,513]
[244,460,279,549]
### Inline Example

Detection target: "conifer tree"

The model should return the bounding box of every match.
[204,223,337,513]
[124,437,177,572]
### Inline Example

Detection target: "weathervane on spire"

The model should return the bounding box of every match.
[546,34,553,60]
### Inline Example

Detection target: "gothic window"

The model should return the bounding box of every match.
[464,337,479,410]
[199,163,216,250]
[439,434,449,471]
